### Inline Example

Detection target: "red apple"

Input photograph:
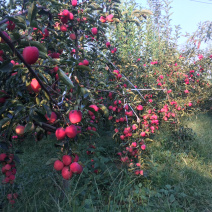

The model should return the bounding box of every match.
[15,125,25,135]
[89,104,98,111]
[70,162,83,174]
[91,27,98,35]
[137,105,143,110]
[30,78,41,93]
[69,13,74,20]
[45,112,57,124]
[65,125,77,138]
[50,52,60,58]
[53,66,59,73]
[5,164,11,171]
[54,160,64,171]
[55,128,66,140]
[100,16,106,23]
[140,132,146,137]
[6,21,15,31]
[72,0,77,6]
[70,33,76,40]
[0,153,7,162]
[23,46,39,64]
[62,9,69,17]
[62,155,72,166]
[83,59,89,66]
[60,25,67,32]
[106,14,114,22]
[69,110,82,124]
[106,42,110,47]
[61,166,72,180]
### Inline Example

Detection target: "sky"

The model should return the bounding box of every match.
[135,0,212,48]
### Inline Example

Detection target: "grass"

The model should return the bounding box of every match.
[0,112,212,211]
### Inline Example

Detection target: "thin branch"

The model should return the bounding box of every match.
[35,122,57,132]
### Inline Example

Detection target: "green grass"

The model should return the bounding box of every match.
[1,112,212,212]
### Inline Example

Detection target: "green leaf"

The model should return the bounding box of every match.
[80,87,91,98]
[0,117,10,129]
[43,104,52,118]
[24,122,33,133]
[28,2,38,26]
[169,194,175,203]
[98,104,109,118]
[36,97,40,105]
[58,68,74,89]
[83,167,88,174]
[37,72,48,84]
[75,65,92,72]
[30,20,39,28]
[16,22,26,30]
[32,112,47,123]
[46,158,58,165]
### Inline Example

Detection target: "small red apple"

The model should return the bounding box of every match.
[106,14,114,22]
[0,153,7,162]
[15,125,25,135]
[30,78,41,93]
[91,28,98,35]
[69,13,74,20]
[6,21,15,31]
[106,42,110,47]
[61,166,73,180]
[23,46,39,64]
[65,125,77,138]
[69,110,82,124]
[83,59,89,66]
[89,104,98,111]
[50,52,60,58]
[5,164,11,171]
[55,128,66,140]
[140,132,146,137]
[70,33,76,40]
[72,0,77,6]
[62,155,72,166]
[137,105,143,110]
[60,25,67,32]
[54,160,64,171]
[70,162,83,174]
[100,16,106,23]
[62,9,69,17]
[45,112,57,124]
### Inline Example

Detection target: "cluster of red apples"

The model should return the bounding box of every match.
[54,155,83,180]
[55,110,82,140]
